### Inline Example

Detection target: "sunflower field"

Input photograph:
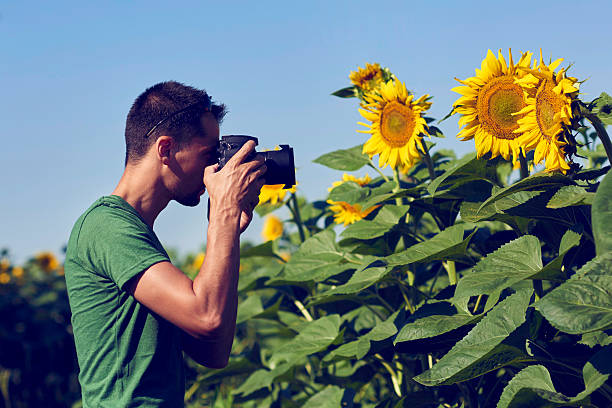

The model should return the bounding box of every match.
[2,49,612,408]
[182,50,612,407]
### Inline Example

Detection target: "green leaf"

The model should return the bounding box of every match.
[428,125,445,138]
[240,240,277,258]
[233,362,293,396]
[271,315,342,364]
[329,181,369,204]
[592,169,612,255]
[478,172,574,213]
[302,386,346,408]
[325,311,399,361]
[313,144,369,171]
[331,86,357,98]
[454,236,543,299]
[579,330,612,348]
[340,204,408,240]
[395,313,477,343]
[270,229,347,284]
[546,185,594,208]
[574,345,612,401]
[427,152,477,195]
[531,229,581,281]
[385,224,474,267]
[496,365,564,408]
[592,92,612,126]
[497,346,612,407]
[314,261,389,297]
[535,252,612,334]
[236,294,282,324]
[414,289,533,386]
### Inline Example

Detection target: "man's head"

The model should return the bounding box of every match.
[124,81,227,206]
[125,81,226,166]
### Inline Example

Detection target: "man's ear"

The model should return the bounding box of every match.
[156,136,173,165]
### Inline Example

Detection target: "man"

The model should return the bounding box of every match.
[64,81,266,407]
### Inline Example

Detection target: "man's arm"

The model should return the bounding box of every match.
[126,141,265,368]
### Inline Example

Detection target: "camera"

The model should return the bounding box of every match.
[217,135,296,188]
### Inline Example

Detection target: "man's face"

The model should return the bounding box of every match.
[172,113,220,207]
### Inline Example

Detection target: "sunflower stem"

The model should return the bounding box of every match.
[392,167,403,206]
[368,160,390,183]
[420,140,436,182]
[519,151,529,180]
[580,105,612,165]
[289,193,307,243]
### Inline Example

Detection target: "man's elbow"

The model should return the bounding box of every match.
[192,312,225,340]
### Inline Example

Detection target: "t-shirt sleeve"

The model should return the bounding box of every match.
[75,206,170,290]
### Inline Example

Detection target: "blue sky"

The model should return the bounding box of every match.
[2,0,611,263]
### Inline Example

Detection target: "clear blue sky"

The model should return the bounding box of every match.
[2,0,611,263]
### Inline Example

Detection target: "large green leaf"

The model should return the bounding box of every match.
[302,386,347,408]
[236,294,282,324]
[414,289,533,386]
[454,236,543,299]
[271,314,342,365]
[535,252,612,334]
[313,144,369,171]
[325,311,399,361]
[340,205,410,240]
[575,345,612,402]
[427,152,478,195]
[497,346,612,407]
[232,362,294,397]
[240,240,277,258]
[329,181,370,204]
[546,185,594,209]
[496,365,565,408]
[592,169,612,255]
[313,262,389,298]
[531,229,581,281]
[269,229,347,284]
[478,172,574,213]
[395,313,477,343]
[384,224,474,267]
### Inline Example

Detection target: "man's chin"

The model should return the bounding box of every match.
[175,194,201,207]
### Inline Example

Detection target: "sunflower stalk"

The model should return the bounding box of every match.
[420,140,436,182]
[579,104,612,165]
[368,160,390,182]
[392,167,403,206]
[288,193,307,243]
[519,152,529,179]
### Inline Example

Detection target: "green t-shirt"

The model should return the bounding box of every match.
[64,195,185,407]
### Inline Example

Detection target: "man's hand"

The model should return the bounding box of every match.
[204,140,266,231]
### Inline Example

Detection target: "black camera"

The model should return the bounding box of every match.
[217,135,296,188]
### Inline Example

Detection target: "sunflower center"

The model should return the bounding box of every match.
[535,81,565,140]
[380,101,416,147]
[476,75,525,140]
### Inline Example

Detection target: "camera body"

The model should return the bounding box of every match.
[217,135,296,188]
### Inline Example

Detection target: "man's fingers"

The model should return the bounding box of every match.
[227,140,256,167]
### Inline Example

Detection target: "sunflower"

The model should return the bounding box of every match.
[191,252,205,270]
[328,173,372,191]
[513,51,579,173]
[350,63,385,92]
[0,273,9,284]
[258,183,297,205]
[0,258,9,272]
[326,200,380,226]
[35,251,60,273]
[11,266,24,279]
[358,79,431,170]
[262,215,284,241]
[452,49,533,164]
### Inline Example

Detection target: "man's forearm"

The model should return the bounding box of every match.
[189,203,241,365]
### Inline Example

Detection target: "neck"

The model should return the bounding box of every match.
[111,161,170,229]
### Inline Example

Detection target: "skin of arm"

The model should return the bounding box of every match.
[127,141,266,368]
